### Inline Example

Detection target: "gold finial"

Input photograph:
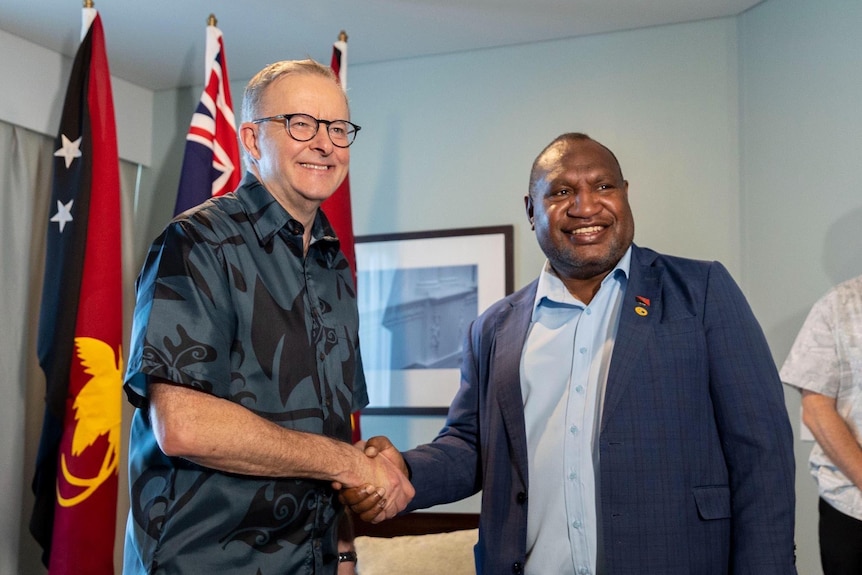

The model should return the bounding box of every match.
[83,0,94,7]
[208,13,217,26]
[338,30,348,42]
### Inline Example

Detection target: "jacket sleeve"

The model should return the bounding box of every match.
[403,318,484,511]
[704,262,797,574]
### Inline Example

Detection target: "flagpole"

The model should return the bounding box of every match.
[82,0,96,39]
[335,30,348,91]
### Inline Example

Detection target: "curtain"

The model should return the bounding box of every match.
[0,119,140,574]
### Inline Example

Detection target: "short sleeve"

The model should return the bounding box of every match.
[124,220,235,405]
[779,294,840,397]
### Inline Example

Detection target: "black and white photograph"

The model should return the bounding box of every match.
[356,226,513,413]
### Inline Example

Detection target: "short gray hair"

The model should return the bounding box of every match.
[241,59,345,124]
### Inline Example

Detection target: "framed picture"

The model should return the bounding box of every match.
[356,225,514,415]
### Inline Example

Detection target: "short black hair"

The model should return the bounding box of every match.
[528,133,624,196]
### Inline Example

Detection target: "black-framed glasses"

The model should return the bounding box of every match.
[252,113,361,148]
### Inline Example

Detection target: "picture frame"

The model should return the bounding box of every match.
[355,225,514,415]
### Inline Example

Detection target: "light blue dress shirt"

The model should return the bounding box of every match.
[520,247,630,575]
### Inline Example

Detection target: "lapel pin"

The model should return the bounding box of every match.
[635,295,650,316]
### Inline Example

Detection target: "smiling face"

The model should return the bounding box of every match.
[240,72,350,223]
[525,136,634,294]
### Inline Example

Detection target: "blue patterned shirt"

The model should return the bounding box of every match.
[123,172,368,574]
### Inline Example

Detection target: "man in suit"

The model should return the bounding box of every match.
[344,133,796,574]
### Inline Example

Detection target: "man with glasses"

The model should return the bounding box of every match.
[123,59,412,575]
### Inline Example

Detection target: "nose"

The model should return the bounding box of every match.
[566,190,602,217]
[308,126,334,154]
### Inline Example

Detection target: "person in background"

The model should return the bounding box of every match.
[781,276,862,575]
[122,59,412,575]
[344,132,797,575]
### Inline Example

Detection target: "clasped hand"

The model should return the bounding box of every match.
[334,436,412,523]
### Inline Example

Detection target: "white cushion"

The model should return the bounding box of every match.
[354,528,478,575]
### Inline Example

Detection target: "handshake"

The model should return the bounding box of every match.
[334,436,415,524]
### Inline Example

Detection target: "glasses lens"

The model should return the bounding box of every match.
[328,121,356,147]
[286,114,318,141]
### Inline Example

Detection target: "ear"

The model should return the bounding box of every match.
[524,194,535,228]
[239,122,261,161]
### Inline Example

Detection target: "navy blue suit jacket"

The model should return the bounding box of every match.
[403,245,796,575]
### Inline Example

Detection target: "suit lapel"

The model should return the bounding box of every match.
[492,282,535,486]
[601,247,661,432]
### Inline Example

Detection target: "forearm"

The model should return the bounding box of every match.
[802,390,862,490]
[150,382,365,485]
[404,438,481,510]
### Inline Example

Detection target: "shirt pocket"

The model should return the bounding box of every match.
[692,485,731,520]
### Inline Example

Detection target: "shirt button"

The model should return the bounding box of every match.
[572,519,582,529]
[318,352,325,361]
[578,567,590,575]
[579,346,588,354]
[512,562,524,574]
[585,308,592,315]
[516,491,528,504]
[570,425,579,435]
[575,385,585,394]
[568,470,577,481]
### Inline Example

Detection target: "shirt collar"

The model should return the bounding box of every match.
[532,245,632,317]
[236,172,341,261]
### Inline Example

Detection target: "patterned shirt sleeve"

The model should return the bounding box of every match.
[125,219,235,403]
[780,291,840,397]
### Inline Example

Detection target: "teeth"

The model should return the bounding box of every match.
[300,163,328,171]
[572,226,602,235]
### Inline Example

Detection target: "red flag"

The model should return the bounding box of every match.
[31,7,122,574]
[174,15,240,215]
[321,31,361,443]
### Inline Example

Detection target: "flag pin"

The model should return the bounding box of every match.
[635,295,650,316]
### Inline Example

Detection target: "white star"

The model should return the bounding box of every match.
[54,134,82,169]
[50,199,74,233]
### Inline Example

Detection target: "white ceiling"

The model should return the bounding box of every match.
[1,0,764,92]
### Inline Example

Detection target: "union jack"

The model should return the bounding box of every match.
[174,16,240,215]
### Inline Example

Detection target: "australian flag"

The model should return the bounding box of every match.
[174,17,240,215]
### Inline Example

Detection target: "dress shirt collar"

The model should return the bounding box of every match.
[532,245,632,320]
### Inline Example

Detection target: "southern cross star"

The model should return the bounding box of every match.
[50,199,74,233]
[54,134,82,169]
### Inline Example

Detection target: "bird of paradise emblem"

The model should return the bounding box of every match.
[57,337,122,507]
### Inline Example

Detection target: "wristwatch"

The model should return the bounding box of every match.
[338,551,358,564]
